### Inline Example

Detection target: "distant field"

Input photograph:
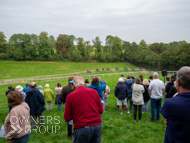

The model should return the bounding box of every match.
[0,74,168,143]
[0,61,137,80]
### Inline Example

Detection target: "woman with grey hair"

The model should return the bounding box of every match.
[43,84,54,111]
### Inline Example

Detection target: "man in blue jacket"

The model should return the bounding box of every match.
[115,78,130,115]
[124,75,135,110]
[25,82,45,130]
[161,66,190,143]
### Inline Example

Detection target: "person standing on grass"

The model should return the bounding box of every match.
[142,79,150,113]
[148,72,165,122]
[132,78,145,122]
[43,84,54,111]
[165,75,176,98]
[124,75,135,110]
[25,82,45,130]
[103,81,110,112]
[161,66,190,143]
[114,78,130,115]
[38,85,43,94]
[64,77,103,143]
[4,91,31,143]
[23,83,29,93]
[5,85,13,112]
[60,76,75,140]
[88,76,106,108]
[55,82,63,111]
[85,79,91,87]
[16,85,26,99]
[164,76,170,98]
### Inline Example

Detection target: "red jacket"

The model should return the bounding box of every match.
[64,86,103,129]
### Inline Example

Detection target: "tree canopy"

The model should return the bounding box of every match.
[0,31,189,70]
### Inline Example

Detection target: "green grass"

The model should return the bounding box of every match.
[0,61,138,80]
[0,72,169,143]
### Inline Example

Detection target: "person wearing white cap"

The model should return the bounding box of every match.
[43,84,54,111]
[16,85,26,99]
[114,78,130,115]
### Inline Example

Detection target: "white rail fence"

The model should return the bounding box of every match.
[0,68,177,85]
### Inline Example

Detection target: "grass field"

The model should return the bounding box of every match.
[0,62,169,143]
[0,61,138,80]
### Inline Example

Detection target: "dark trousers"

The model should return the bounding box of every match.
[133,105,142,120]
[67,122,73,137]
[30,112,44,130]
[127,93,133,110]
[73,124,102,143]
[13,131,30,143]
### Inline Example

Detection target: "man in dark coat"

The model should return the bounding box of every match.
[115,78,130,115]
[161,66,190,143]
[60,76,75,140]
[25,82,45,130]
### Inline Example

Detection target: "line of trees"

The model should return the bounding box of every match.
[0,31,190,70]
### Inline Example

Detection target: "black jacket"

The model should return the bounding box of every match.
[167,85,177,98]
[143,85,150,102]
[25,88,45,115]
[165,82,174,93]
[114,82,128,100]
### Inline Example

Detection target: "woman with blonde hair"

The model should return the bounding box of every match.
[4,91,31,143]
[142,79,150,113]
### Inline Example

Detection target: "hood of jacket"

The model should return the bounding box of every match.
[90,82,99,89]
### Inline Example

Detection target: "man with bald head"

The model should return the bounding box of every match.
[64,77,103,143]
[161,66,190,143]
[25,82,45,130]
[148,72,165,122]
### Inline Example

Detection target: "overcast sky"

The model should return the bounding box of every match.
[0,0,190,44]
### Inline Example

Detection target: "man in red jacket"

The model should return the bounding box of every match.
[64,76,103,143]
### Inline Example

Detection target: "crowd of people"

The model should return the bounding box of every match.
[3,66,190,143]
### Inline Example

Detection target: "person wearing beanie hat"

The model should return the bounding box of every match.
[43,84,54,111]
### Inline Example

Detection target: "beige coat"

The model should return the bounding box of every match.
[4,102,31,140]
[132,84,145,105]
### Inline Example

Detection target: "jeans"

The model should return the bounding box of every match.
[67,122,73,137]
[73,124,102,143]
[150,98,162,121]
[127,93,133,110]
[133,105,142,120]
[30,112,45,130]
[57,103,63,111]
[142,101,149,113]
[103,97,109,105]
[13,131,30,143]
[46,101,52,111]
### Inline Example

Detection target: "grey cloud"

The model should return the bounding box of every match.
[0,0,190,44]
